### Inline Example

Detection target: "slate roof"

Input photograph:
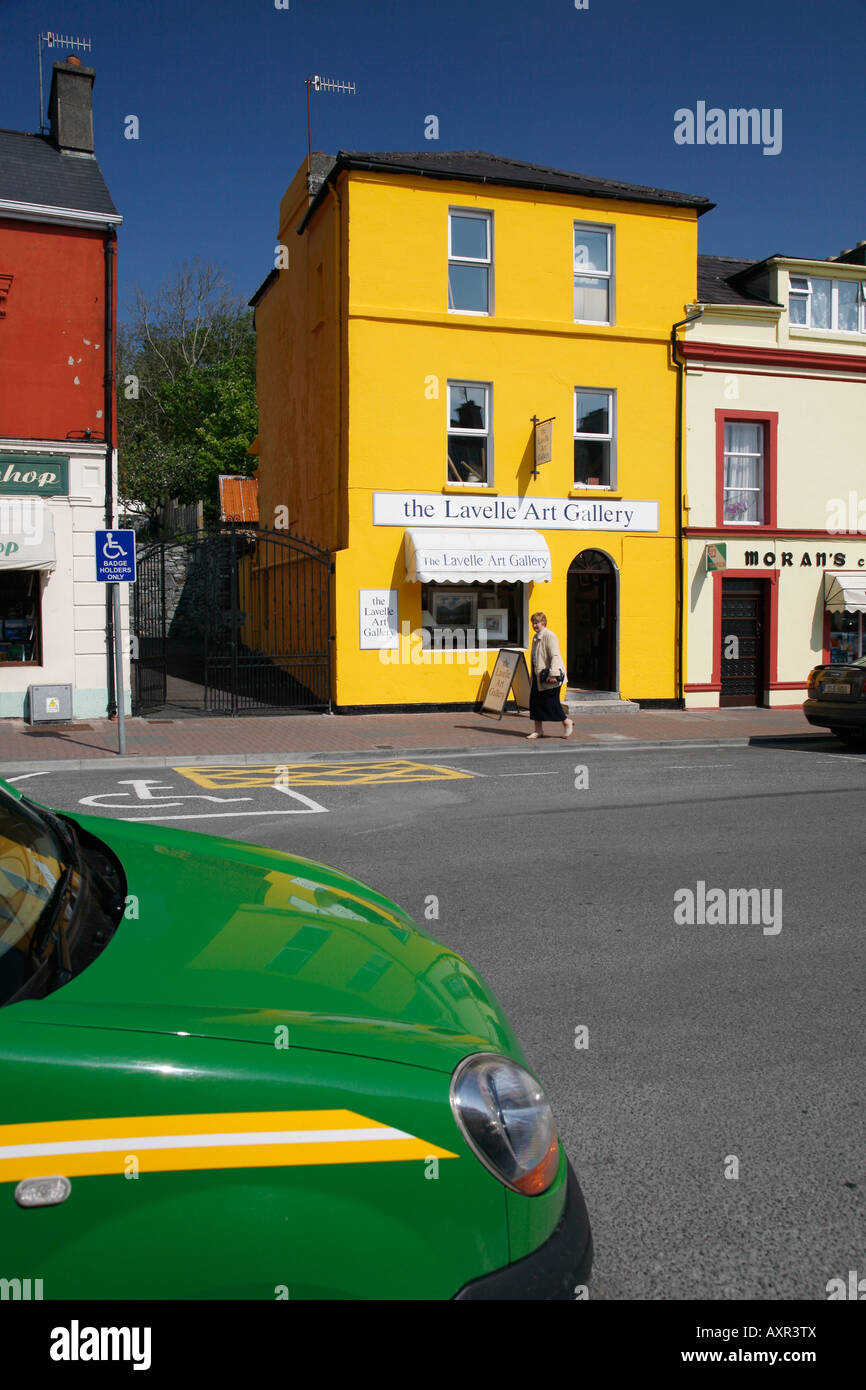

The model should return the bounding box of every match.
[299,149,714,231]
[697,255,778,306]
[0,129,119,220]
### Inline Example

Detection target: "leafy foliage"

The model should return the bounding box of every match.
[117,260,257,533]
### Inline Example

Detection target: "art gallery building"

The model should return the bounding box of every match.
[252,149,712,710]
[681,248,866,708]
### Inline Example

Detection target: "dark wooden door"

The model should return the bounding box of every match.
[720,578,765,706]
[567,551,615,690]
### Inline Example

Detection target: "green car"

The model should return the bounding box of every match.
[0,779,592,1300]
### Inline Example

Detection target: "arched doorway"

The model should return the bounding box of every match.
[567,549,618,691]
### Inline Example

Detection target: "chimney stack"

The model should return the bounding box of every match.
[831,240,866,266]
[48,58,95,155]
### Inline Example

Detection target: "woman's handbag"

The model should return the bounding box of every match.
[540,667,565,686]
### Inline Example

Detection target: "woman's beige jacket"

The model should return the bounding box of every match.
[531,627,565,681]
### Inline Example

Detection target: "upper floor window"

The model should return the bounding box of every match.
[448,211,492,314]
[574,389,616,487]
[447,381,490,485]
[723,421,764,524]
[574,224,613,324]
[789,275,866,333]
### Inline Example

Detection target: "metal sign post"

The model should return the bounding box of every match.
[95,530,136,756]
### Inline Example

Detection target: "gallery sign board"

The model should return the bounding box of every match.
[374,492,659,532]
[480,647,532,719]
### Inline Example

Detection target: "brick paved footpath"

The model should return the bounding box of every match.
[0,705,826,773]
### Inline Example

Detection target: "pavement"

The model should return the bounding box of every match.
[0,702,827,773]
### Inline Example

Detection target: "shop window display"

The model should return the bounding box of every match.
[420,581,523,650]
[0,572,41,664]
[829,610,864,664]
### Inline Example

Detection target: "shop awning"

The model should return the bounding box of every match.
[404,528,552,583]
[0,509,55,572]
[824,570,866,614]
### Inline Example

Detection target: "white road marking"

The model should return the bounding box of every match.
[4,771,51,781]
[498,771,560,777]
[104,808,327,822]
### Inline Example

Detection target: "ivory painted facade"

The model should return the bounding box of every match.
[252,151,711,710]
[681,249,866,708]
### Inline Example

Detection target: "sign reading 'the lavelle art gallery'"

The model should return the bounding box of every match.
[359,589,399,649]
[373,492,659,532]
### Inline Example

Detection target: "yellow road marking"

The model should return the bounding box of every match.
[175,761,472,788]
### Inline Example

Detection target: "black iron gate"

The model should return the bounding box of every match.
[132,529,331,716]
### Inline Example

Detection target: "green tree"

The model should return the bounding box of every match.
[117,260,257,534]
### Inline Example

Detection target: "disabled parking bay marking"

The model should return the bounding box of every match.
[173,761,474,789]
[76,775,327,820]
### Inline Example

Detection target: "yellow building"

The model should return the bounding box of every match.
[251,151,712,711]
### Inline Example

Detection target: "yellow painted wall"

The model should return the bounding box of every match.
[334,173,697,706]
[256,162,702,708]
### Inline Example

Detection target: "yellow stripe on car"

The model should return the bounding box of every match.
[0,1110,458,1182]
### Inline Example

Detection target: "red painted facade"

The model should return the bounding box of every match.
[0,219,115,443]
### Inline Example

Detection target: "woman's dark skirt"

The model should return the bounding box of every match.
[529,674,567,723]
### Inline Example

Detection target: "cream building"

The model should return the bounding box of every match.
[679,245,866,708]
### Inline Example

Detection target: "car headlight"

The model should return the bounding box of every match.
[450,1053,560,1195]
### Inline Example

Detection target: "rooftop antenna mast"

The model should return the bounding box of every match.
[305,75,356,199]
[37,31,92,133]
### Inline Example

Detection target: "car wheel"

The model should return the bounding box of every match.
[832,728,866,749]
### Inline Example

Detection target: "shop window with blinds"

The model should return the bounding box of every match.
[723,421,765,524]
[0,572,41,664]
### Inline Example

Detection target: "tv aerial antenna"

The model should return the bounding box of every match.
[305,75,356,198]
[37,31,92,133]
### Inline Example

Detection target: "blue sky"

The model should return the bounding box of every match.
[5,0,865,317]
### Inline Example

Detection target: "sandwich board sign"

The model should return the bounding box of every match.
[480,648,531,719]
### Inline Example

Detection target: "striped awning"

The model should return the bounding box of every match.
[824,570,866,614]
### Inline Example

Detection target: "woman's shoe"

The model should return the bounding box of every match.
[526,731,543,739]
[563,719,574,738]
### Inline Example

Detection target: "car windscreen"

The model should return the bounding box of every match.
[0,791,67,1001]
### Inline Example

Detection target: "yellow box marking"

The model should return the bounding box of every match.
[174,761,472,788]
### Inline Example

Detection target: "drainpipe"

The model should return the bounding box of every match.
[670,308,704,705]
[103,227,118,717]
[326,181,342,713]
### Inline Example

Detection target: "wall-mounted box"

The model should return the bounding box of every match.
[27,683,73,724]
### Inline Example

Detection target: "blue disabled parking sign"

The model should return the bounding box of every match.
[95,529,136,582]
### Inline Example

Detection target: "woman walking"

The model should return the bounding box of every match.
[527,611,573,739]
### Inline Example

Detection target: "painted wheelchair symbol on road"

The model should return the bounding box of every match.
[78,776,327,821]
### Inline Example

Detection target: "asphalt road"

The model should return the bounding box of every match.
[9,739,866,1301]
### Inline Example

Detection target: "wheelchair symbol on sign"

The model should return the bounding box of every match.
[102,533,126,561]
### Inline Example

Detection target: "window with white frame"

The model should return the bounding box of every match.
[447,381,490,484]
[574,389,615,487]
[573,224,613,324]
[448,210,492,314]
[789,274,866,333]
[723,421,764,523]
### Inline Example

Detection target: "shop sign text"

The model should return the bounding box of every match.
[359,588,399,649]
[374,492,658,532]
[0,457,68,496]
[744,551,864,569]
